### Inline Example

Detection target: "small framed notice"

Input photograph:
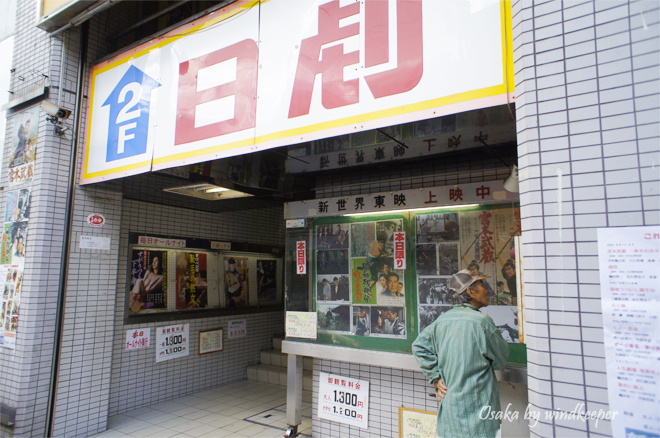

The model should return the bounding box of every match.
[399,407,437,438]
[199,328,223,355]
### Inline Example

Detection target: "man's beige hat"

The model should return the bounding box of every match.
[450,269,491,298]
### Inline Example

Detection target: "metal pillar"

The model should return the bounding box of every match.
[284,353,303,437]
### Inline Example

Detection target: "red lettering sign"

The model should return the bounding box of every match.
[175,39,258,145]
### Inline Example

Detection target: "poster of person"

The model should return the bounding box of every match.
[317,249,348,274]
[370,306,406,338]
[484,306,519,343]
[377,270,405,307]
[4,189,30,224]
[350,222,375,257]
[257,260,277,302]
[9,106,39,186]
[317,275,349,302]
[437,242,459,275]
[317,304,350,333]
[1,263,22,350]
[224,256,249,307]
[415,243,437,275]
[417,213,460,243]
[317,224,349,250]
[418,305,452,333]
[1,222,28,265]
[376,219,402,255]
[129,249,167,313]
[459,210,496,303]
[175,252,208,310]
[352,306,371,336]
[417,277,453,305]
[493,207,521,301]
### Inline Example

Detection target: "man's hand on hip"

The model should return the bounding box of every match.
[435,378,447,401]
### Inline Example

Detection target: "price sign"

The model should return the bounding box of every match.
[228,319,246,339]
[156,323,189,363]
[318,372,369,429]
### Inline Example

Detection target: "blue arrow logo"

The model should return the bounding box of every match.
[103,65,161,162]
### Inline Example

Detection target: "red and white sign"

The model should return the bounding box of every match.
[82,0,513,184]
[125,328,150,350]
[138,236,186,247]
[296,241,307,275]
[393,232,406,269]
[87,213,105,227]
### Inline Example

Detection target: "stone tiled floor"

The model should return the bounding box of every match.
[91,381,312,438]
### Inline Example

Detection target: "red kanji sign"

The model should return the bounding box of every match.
[393,231,406,269]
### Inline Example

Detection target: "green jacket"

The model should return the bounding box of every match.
[412,304,509,438]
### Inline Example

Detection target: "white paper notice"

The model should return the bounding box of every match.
[597,226,660,438]
[285,311,317,339]
[318,372,369,429]
[156,323,190,363]
[228,319,246,338]
[80,235,111,250]
[125,328,150,350]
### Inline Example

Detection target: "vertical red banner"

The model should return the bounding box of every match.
[393,231,406,269]
[296,241,307,274]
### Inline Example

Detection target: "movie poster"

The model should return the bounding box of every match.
[224,256,249,307]
[8,106,39,186]
[175,252,208,310]
[257,259,277,302]
[317,224,349,250]
[352,305,371,336]
[459,210,497,304]
[129,249,167,313]
[369,306,406,338]
[492,208,521,305]
[0,264,22,349]
[317,303,351,333]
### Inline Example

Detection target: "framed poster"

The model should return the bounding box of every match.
[399,407,437,438]
[199,328,223,355]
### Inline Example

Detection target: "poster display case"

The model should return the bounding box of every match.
[124,234,283,322]
[284,203,526,364]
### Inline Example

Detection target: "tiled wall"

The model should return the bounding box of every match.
[108,199,285,417]
[311,359,529,438]
[0,0,81,436]
[512,1,659,437]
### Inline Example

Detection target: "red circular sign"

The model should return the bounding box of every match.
[87,213,105,227]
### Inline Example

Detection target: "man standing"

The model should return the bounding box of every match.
[412,269,509,438]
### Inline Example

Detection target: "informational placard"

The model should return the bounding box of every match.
[399,407,437,438]
[199,328,223,354]
[393,231,406,269]
[597,226,660,438]
[318,372,369,429]
[285,312,317,339]
[296,241,306,274]
[156,323,189,363]
[79,235,111,250]
[125,328,150,350]
[228,319,246,339]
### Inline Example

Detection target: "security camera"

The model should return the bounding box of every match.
[41,101,72,120]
